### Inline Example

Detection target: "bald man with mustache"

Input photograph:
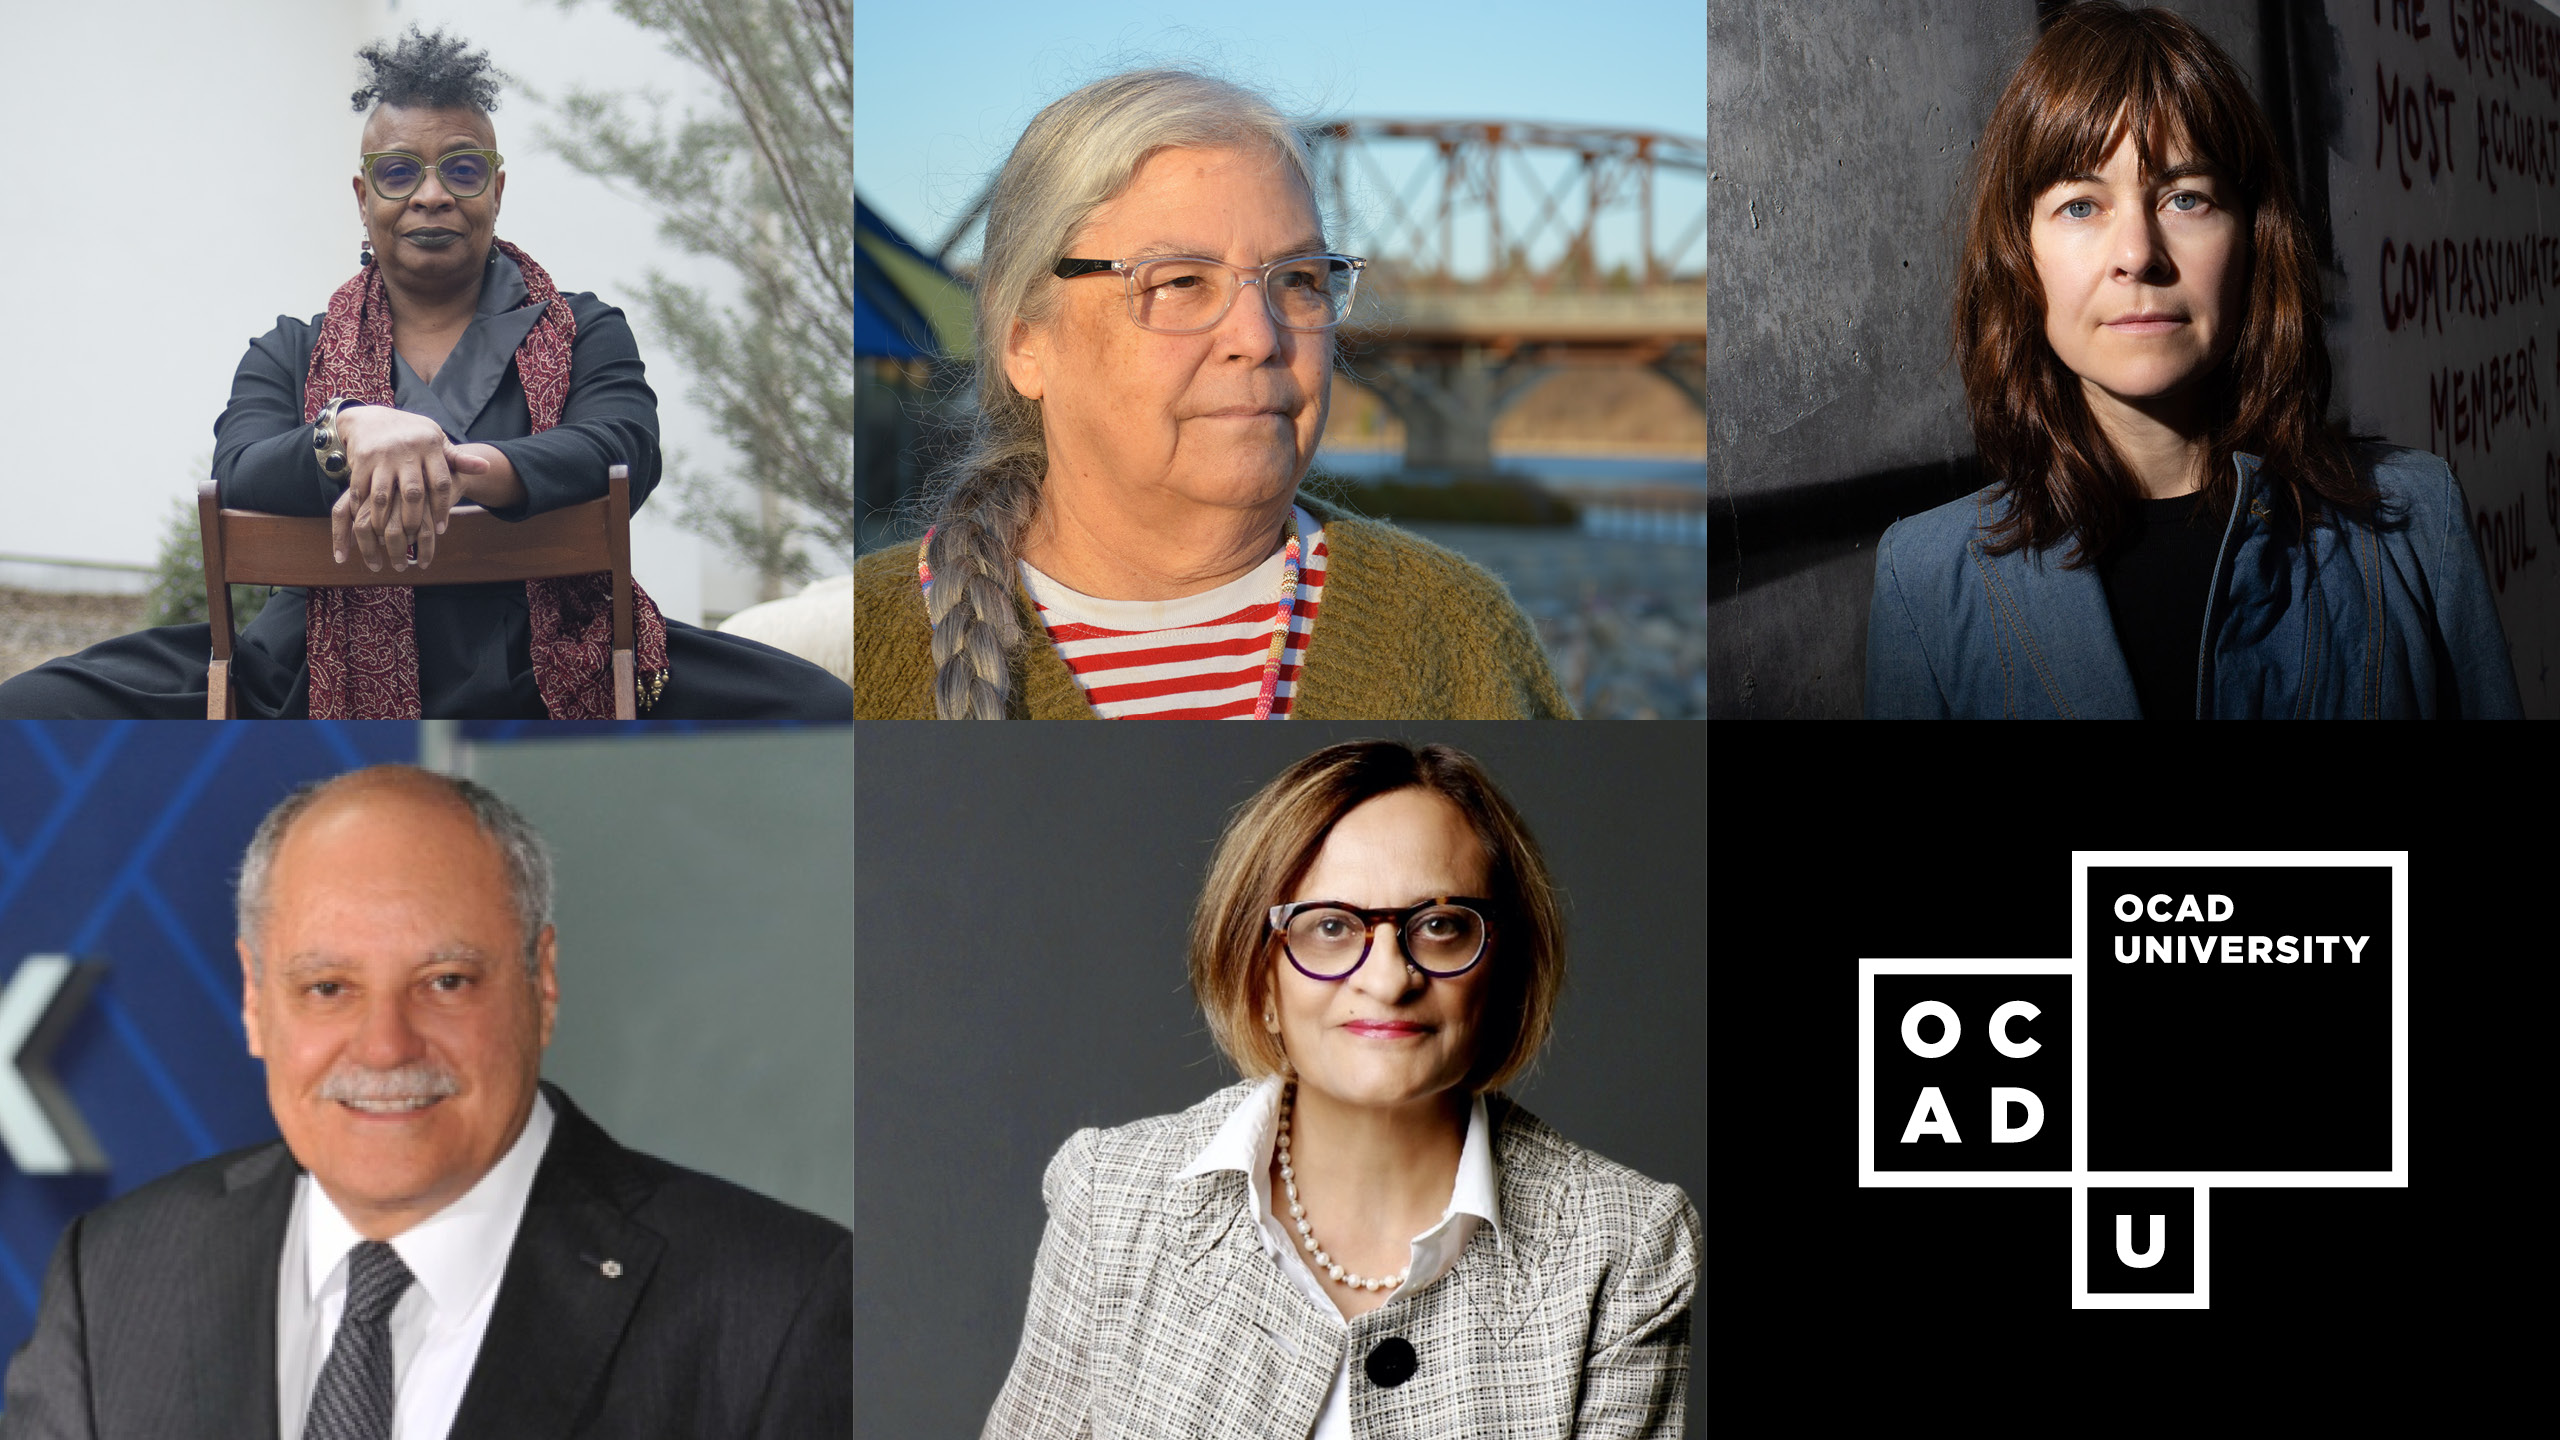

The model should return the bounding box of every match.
[0,767,849,1440]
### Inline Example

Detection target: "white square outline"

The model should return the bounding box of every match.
[1861,851,2404,1309]
[1859,958,2073,1189]
[2071,851,2408,1189]
[2074,1185,2210,1309]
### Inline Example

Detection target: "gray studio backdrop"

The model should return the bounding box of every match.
[464,729,853,1228]
[854,724,1705,1439]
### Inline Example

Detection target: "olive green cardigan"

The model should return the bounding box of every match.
[852,505,1573,719]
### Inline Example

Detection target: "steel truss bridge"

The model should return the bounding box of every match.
[1307,119,1706,477]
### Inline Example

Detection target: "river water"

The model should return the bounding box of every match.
[1314,448,1710,548]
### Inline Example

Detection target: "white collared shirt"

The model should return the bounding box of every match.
[276,1091,555,1440]
[1175,1076,1501,1440]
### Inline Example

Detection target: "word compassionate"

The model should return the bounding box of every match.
[2110,893,2373,964]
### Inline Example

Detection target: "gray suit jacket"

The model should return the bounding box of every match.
[0,1084,850,1439]
[984,1082,1697,1440]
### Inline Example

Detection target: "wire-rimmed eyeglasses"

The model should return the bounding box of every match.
[361,149,503,201]
[1052,253,1366,334]
[1266,897,1493,981]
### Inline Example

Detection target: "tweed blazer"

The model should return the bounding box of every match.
[983,1081,1698,1440]
[852,498,1575,719]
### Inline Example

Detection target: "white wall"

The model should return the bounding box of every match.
[0,0,802,626]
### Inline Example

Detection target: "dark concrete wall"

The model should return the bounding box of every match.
[1707,0,2269,718]
[2321,0,2560,714]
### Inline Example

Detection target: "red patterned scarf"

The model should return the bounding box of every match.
[299,238,670,717]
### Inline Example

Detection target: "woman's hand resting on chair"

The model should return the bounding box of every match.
[331,406,525,572]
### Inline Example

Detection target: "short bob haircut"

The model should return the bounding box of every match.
[1188,741,1563,1095]
[1955,2,2376,566]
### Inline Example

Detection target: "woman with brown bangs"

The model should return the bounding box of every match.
[1866,2,2520,719]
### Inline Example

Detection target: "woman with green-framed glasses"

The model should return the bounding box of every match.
[0,25,850,720]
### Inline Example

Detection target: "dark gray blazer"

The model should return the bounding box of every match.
[0,1084,849,1439]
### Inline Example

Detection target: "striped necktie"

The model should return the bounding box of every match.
[303,1239,415,1440]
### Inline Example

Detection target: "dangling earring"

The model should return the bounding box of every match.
[359,235,375,268]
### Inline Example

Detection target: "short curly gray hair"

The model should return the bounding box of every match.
[235,766,552,977]
[351,24,505,115]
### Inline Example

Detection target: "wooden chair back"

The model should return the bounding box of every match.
[198,465,634,719]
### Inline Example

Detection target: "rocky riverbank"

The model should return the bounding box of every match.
[1398,523,1706,719]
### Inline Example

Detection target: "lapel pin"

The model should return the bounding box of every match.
[600,1259,623,1279]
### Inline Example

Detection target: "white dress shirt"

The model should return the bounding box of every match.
[276,1091,555,1440]
[1176,1076,1501,1440]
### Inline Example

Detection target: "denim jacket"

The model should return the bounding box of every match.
[1865,446,2524,718]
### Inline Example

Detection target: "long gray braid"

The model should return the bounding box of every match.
[923,444,1038,719]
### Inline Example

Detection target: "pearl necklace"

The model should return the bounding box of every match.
[1275,1081,1409,1293]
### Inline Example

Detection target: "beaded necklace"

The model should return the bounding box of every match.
[1275,1080,1410,1293]
[1250,530,1305,719]
[917,520,1305,719]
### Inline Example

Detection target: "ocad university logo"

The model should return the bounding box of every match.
[1858,851,2407,1309]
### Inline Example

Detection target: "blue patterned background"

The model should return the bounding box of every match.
[0,720,421,1363]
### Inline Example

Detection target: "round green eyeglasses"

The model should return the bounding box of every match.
[361,150,503,201]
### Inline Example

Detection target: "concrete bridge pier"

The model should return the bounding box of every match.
[1355,345,1555,477]
[1651,343,1706,415]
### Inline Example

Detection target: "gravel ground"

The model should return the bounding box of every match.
[1398,523,1707,719]
[0,588,149,686]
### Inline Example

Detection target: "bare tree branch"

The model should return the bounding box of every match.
[543,0,853,589]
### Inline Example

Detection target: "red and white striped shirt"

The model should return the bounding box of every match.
[1020,507,1328,719]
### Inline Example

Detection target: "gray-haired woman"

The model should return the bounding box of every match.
[852,70,1572,719]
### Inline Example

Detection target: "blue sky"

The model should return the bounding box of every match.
[854,0,1707,268]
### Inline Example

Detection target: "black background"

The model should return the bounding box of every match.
[2086,1186,2195,1294]
[1711,727,2532,1419]
[2090,866,2392,1170]
[1874,975,2069,1170]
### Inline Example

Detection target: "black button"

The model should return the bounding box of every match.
[1364,1337,1418,1388]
